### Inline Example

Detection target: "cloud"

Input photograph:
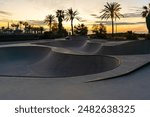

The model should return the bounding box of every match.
[0,10,12,16]
[90,14,98,17]
[92,12,141,19]
[116,22,145,25]
[27,20,44,25]
[94,21,145,25]
[26,0,71,10]
[123,13,141,18]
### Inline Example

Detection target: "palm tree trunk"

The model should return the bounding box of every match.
[50,23,52,31]
[71,20,74,35]
[115,18,117,33]
[20,25,21,30]
[112,17,114,38]
[146,14,150,33]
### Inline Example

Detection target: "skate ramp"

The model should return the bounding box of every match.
[36,39,86,48]
[99,40,150,55]
[78,42,102,53]
[0,46,119,78]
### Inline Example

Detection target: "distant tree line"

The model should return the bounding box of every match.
[0,2,150,40]
[0,21,44,35]
[43,8,89,38]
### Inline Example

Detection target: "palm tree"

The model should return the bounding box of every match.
[65,8,80,35]
[56,10,65,32]
[11,23,19,30]
[44,14,55,31]
[142,4,150,33]
[100,2,123,38]
[23,22,29,33]
[19,21,23,30]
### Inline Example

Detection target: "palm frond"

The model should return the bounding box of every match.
[65,8,79,22]
[100,2,123,20]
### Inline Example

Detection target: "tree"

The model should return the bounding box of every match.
[142,4,150,33]
[92,23,106,34]
[100,2,123,38]
[51,21,58,32]
[56,10,65,32]
[92,23,107,38]
[39,26,44,34]
[65,8,80,35]
[44,14,55,31]
[11,23,15,30]
[23,22,28,28]
[11,23,19,30]
[19,21,23,30]
[23,22,29,33]
[74,23,88,35]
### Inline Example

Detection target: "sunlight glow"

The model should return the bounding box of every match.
[0,0,149,33]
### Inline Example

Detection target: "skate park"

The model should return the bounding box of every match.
[0,36,150,99]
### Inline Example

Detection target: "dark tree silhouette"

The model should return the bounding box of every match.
[51,21,58,32]
[100,2,123,38]
[19,21,23,30]
[142,4,150,33]
[23,22,29,33]
[44,14,55,31]
[92,23,106,34]
[39,26,44,34]
[74,23,88,35]
[65,8,80,35]
[56,10,65,32]
[92,23,107,38]
[11,23,19,30]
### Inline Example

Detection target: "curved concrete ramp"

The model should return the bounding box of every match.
[78,42,102,53]
[99,40,150,55]
[36,39,86,48]
[0,46,119,78]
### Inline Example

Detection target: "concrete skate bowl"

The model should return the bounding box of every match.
[0,46,119,78]
[35,39,86,48]
[99,40,150,55]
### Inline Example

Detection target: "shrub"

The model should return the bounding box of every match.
[126,31,138,40]
[74,24,88,35]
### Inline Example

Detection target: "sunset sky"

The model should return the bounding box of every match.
[0,0,149,33]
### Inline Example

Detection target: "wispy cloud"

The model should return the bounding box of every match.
[90,14,98,17]
[116,22,145,25]
[94,21,145,25]
[91,12,141,19]
[123,13,141,18]
[0,10,12,16]
[27,20,44,25]
[26,0,71,10]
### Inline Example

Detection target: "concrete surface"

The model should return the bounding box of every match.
[0,46,119,78]
[0,37,150,100]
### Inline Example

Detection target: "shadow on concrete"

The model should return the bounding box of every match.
[99,40,150,55]
[0,46,119,78]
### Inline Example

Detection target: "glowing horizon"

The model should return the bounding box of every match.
[0,0,149,33]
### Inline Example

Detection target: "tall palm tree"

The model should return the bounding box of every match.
[65,8,80,35]
[142,4,150,33]
[23,22,29,32]
[100,2,123,38]
[56,10,65,32]
[19,21,23,30]
[44,14,55,31]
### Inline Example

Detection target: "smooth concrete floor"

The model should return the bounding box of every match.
[0,39,149,100]
[0,63,150,100]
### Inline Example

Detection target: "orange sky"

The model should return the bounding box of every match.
[0,0,149,33]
